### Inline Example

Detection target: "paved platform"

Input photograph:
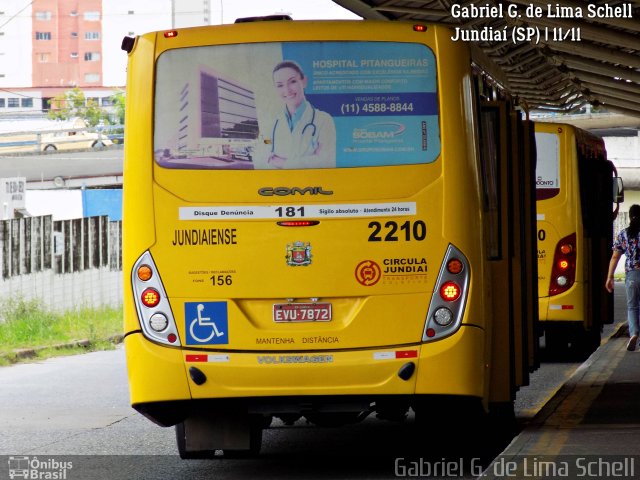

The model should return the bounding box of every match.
[481,285,640,479]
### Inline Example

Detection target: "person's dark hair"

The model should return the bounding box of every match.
[627,204,640,238]
[273,60,305,79]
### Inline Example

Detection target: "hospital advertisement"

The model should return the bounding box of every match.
[154,41,440,170]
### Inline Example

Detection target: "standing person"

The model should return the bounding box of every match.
[267,60,336,169]
[606,204,640,351]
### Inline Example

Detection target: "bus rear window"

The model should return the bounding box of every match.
[535,132,560,200]
[153,41,440,170]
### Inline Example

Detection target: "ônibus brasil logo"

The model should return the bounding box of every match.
[7,456,73,479]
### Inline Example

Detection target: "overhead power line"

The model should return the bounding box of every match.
[0,1,34,30]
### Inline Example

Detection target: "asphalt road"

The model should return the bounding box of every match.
[0,289,625,480]
[0,346,473,479]
[0,342,590,480]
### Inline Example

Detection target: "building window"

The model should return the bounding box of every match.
[8,98,19,108]
[128,11,134,15]
[70,52,78,58]
[84,11,100,21]
[38,53,50,63]
[85,32,100,40]
[101,97,115,106]
[0,99,5,108]
[21,98,33,108]
[71,32,78,38]
[70,10,78,16]
[35,32,52,40]
[84,73,100,83]
[84,52,101,61]
[35,11,52,21]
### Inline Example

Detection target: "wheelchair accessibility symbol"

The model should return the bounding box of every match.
[185,302,229,345]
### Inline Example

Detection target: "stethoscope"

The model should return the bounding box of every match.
[271,105,317,153]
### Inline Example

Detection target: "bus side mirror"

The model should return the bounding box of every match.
[613,177,624,204]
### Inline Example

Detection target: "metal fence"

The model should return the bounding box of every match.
[0,215,122,312]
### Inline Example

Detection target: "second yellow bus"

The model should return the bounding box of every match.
[536,122,622,358]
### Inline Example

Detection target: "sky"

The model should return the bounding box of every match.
[216,0,361,24]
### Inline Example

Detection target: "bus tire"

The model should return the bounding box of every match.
[175,422,216,459]
[223,416,263,458]
[573,327,601,360]
[544,326,570,359]
[413,396,486,457]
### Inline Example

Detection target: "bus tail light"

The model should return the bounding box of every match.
[132,251,181,346]
[549,233,576,296]
[423,244,470,342]
[439,281,461,301]
[141,288,161,308]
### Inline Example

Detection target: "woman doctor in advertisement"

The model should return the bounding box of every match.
[267,60,336,169]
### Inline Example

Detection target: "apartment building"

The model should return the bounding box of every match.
[0,0,212,117]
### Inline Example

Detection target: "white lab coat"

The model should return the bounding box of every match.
[268,100,336,169]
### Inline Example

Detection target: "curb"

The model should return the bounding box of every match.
[1,334,124,364]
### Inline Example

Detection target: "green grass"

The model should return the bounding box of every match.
[0,298,122,365]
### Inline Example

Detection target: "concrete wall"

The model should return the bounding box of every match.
[0,215,122,312]
[0,268,122,314]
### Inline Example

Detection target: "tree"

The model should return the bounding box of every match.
[109,90,125,126]
[47,88,110,127]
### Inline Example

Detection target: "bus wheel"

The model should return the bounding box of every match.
[487,401,517,446]
[413,396,487,457]
[44,145,57,151]
[223,415,263,458]
[572,328,601,360]
[175,422,216,459]
[544,326,570,359]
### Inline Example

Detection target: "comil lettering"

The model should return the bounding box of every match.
[258,186,333,196]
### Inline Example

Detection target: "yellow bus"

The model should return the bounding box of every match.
[122,18,538,457]
[535,122,622,358]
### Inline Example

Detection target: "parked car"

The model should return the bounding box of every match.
[107,132,125,145]
[41,130,112,151]
[0,118,112,154]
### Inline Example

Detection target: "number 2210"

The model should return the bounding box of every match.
[368,220,427,242]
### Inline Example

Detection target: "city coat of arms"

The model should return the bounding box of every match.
[286,241,312,266]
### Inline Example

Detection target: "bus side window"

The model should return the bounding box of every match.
[478,106,502,260]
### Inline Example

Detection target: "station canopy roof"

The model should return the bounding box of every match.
[332,0,640,118]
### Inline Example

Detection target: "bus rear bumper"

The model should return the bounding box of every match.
[539,283,584,323]
[125,332,192,425]
[126,326,485,426]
